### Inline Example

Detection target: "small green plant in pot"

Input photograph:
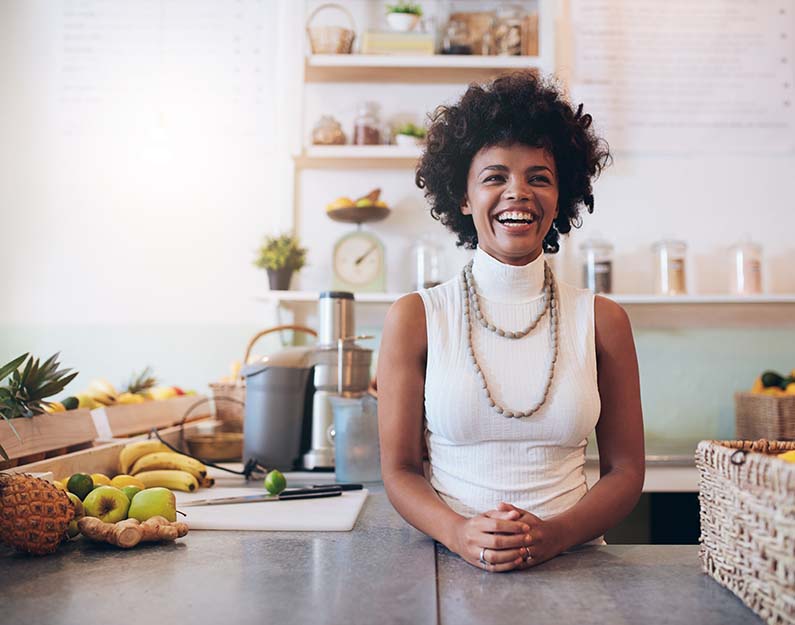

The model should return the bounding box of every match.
[386,2,422,31]
[394,122,427,146]
[254,233,308,290]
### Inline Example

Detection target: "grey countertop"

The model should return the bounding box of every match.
[1,485,761,625]
[586,437,704,466]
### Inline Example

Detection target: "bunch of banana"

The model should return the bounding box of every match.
[118,439,212,492]
[130,452,207,481]
[134,469,199,492]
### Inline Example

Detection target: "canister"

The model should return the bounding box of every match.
[580,238,614,294]
[652,239,687,295]
[729,239,763,295]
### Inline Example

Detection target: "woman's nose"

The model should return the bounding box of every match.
[503,178,532,201]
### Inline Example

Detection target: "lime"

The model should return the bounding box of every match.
[120,485,142,502]
[264,470,287,495]
[67,473,94,500]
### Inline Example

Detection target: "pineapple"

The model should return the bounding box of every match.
[0,353,79,460]
[0,473,74,555]
[124,366,158,398]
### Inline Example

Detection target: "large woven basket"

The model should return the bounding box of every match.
[735,392,795,440]
[306,3,356,54]
[696,439,795,625]
[209,325,317,432]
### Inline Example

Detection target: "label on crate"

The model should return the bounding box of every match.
[90,407,113,440]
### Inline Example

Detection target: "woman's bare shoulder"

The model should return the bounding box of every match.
[383,293,427,353]
[593,294,633,351]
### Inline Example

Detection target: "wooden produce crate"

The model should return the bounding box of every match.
[6,421,212,478]
[0,409,98,470]
[93,394,212,439]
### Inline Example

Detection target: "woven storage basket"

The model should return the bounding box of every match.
[209,325,317,432]
[736,392,795,440]
[696,439,795,625]
[306,3,356,54]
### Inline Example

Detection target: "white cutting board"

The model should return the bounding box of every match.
[174,487,369,531]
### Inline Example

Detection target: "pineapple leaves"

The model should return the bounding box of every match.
[0,352,79,420]
[0,353,28,384]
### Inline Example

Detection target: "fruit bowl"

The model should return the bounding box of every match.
[325,187,390,224]
[326,204,391,224]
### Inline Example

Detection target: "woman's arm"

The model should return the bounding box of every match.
[546,295,645,550]
[378,294,530,571]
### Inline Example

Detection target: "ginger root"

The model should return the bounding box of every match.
[78,516,189,549]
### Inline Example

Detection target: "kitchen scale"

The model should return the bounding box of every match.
[326,191,390,292]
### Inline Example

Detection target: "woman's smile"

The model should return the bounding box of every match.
[462,143,559,266]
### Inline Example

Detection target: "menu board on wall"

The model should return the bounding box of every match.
[569,0,795,152]
[57,0,273,139]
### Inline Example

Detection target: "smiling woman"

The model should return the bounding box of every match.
[377,72,646,574]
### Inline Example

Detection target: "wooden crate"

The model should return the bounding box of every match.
[6,420,213,478]
[0,409,98,469]
[94,395,212,439]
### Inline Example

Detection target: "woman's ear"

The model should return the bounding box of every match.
[461,196,472,215]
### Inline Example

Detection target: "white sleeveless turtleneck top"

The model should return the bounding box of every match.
[418,247,602,531]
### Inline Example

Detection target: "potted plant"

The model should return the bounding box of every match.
[0,352,81,463]
[254,233,308,290]
[386,2,423,32]
[394,121,427,146]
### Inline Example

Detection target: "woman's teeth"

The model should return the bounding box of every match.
[496,211,535,225]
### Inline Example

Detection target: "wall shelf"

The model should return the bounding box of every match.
[295,145,422,169]
[258,291,795,305]
[256,291,795,328]
[305,54,546,83]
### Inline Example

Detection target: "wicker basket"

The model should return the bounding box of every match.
[306,3,356,54]
[209,325,317,432]
[735,392,795,440]
[696,439,795,625]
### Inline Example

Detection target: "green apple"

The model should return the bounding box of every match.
[82,485,130,523]
[355,198,374,208]
[128,487,176,523]
[65,492,84,539]
[120,485,142,502]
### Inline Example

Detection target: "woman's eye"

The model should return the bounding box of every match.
[529,176,551,184]
[483,175,505,183]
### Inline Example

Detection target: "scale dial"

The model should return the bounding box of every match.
[332,231,385,292]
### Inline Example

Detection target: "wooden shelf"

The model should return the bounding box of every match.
[295,145,422,169]
[305,54,545,83]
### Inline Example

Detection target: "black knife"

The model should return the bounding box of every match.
[180,488,343,507]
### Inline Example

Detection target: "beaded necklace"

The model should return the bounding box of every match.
[461,258,560,418]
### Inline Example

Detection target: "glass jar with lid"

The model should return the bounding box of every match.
[312,115,346,145]
[353,102,382,146]
[411,236,443,290]
[652,239,688,295]
[729,239,763,295]
[580,238,614,293]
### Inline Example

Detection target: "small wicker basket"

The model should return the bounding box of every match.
[696,439,795,625]
[209,325,317,432]
[306,3,356,54]
[735,392,795,440]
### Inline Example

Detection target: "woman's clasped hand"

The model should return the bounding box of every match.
[451,502,566,572]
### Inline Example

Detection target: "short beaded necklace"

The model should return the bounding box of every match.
[461,257,560,418]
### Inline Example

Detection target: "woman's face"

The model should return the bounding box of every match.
[462,143,559,266]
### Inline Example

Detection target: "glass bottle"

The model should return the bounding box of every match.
[729,239,763,295]
[652,239,688,295]
[353,102,381,146]
[580,238,614,294]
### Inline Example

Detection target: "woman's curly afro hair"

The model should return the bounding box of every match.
[416,72,611,253]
